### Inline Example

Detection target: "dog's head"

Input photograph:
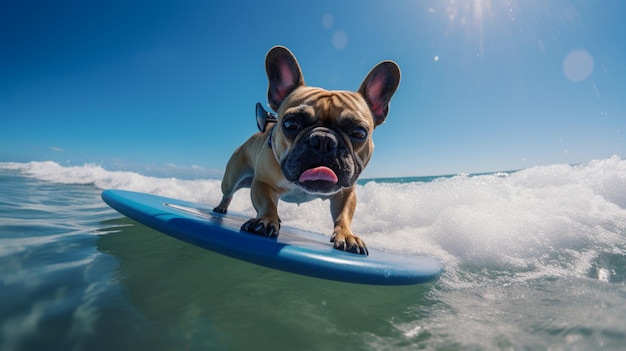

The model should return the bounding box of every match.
[265,46,400,195]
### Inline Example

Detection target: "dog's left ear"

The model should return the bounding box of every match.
[358,61,401,127]
[266,46,305,112]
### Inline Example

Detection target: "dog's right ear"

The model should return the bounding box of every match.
[358,61,401,127]
[266,46,305,112]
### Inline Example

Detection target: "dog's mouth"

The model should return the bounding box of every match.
[298,166,338,184]
[297,166,341,194]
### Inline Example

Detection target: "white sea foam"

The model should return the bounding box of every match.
[2,156,625,288]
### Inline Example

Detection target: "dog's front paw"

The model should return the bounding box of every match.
[213,206,227,214]
[331,230,368,256]
[241,217,280,238]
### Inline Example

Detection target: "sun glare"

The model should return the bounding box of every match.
[432,0,512,55]
[457,0,493,53]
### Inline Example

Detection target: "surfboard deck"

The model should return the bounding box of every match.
[101,189,442,285]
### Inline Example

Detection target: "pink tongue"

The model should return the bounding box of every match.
[299,166,338,184]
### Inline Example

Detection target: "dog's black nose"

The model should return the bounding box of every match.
[309,130,338,153]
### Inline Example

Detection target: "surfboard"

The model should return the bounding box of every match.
[101,189,442,285]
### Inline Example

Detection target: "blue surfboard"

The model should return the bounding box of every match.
[101,189,442,285]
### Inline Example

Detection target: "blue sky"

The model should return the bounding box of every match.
[1,0,624,178]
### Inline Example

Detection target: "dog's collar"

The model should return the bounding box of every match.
[268,124,282,163]
[256,101,278,152]
[268,125,274,149]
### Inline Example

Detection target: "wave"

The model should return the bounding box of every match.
[2,157,625,289]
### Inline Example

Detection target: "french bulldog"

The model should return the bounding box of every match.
[213,46,400,255]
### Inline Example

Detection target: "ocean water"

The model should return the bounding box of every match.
[1,157,625,351]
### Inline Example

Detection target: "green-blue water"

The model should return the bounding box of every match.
[1,158,626,350]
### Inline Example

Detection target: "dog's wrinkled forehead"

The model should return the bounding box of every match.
[280,89,373,127]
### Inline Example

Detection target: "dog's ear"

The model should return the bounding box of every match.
[358,61,401,127]
[266,46,305,112]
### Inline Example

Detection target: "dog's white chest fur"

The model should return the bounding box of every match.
[280,186,332,204]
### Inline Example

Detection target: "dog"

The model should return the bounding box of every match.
[213,46,400,255]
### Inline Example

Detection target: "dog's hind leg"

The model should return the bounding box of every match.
[213,147,253,214]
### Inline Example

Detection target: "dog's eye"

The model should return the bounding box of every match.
[350,127,368,140]
[282,118,300,131]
